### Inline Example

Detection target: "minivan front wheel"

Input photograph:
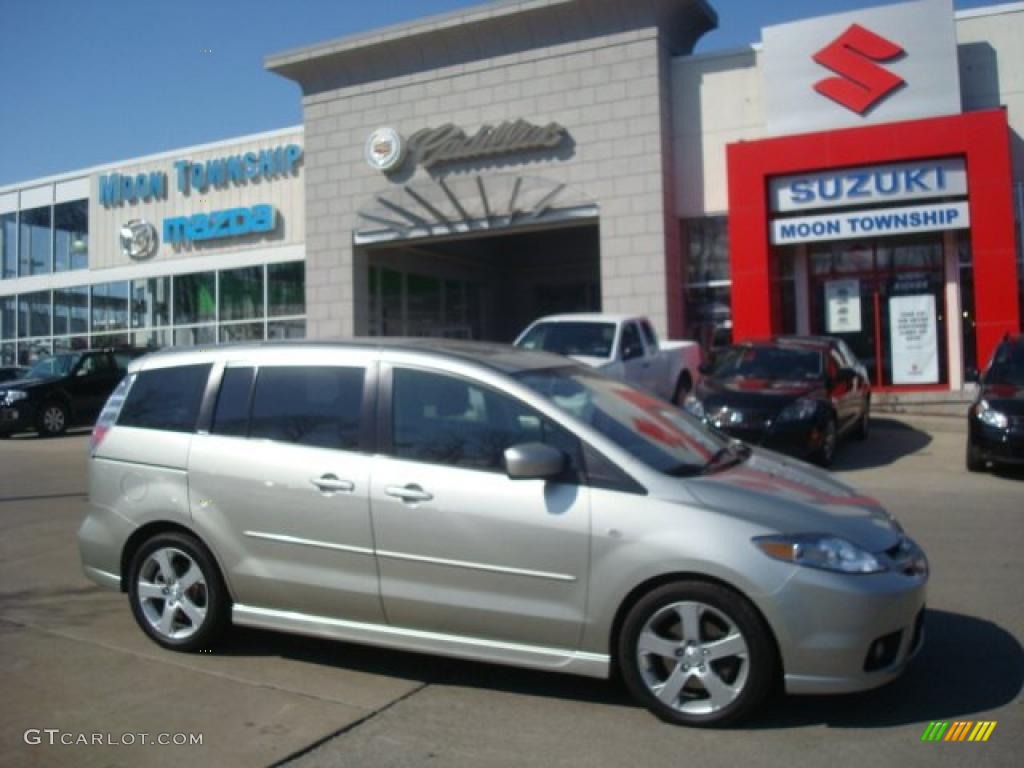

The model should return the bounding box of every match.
[619,581,776,727]
[128,532,229,652]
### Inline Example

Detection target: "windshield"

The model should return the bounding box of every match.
[28,353,82,379]
[711,345,823,381]
[986,342,1024,386]
[517,322,617,359]
[516,365,729,475]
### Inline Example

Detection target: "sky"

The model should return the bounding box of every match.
[0,0,1001,187]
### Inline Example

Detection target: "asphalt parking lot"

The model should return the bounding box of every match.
[1,416,1021,768]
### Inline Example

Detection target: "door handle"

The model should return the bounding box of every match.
[385,484,434,504]
[311,475,355,493]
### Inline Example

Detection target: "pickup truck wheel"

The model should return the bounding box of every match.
[673,373,693,406]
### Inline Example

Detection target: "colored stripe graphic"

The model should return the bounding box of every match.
[921,722,949,741]
[970,722,997,742]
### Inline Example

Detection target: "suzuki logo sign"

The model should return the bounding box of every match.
[761,0,960,135]
[812,24,906,114]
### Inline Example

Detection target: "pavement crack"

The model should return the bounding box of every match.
[268,680,432,768]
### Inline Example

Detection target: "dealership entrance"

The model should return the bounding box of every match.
[363,222,600,342]
[804,233,949,388]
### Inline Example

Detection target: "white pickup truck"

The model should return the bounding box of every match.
[514,313,703,404]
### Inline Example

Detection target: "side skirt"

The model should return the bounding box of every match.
[232,604,610,679]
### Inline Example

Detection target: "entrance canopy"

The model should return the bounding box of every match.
[355,174,597,245]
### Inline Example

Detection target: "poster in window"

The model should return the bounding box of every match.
[889,294,939,385]
[825,279,862,334]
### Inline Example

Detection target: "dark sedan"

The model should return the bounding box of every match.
[684,336,871,466]
[0,349,143,438]
[967,334,1024,472]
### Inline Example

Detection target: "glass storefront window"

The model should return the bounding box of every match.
[18,291,50,339]
[54,200,88,272]
[132,329,171,351]
[268,262,305,317]
[131,277,171,328]
[92,333,130,350]
[685,217,730,284]
[220,322,265,343]
[20,339,51,366]
[53,336,89,355]
[54,286,89,336]
[1,295,15,340]
[19,206,51,277]
[174,272,216,326]
[1,342,14,366]
[91,282,129,333]
[220,266,264,322]
[174,326,216,346]
[1,212,16,280]
[268,320,306,340]
[684,284,733,354]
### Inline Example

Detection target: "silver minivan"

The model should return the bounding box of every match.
[79,341,927,726]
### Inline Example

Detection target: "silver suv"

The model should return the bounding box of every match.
[79,341,927,726]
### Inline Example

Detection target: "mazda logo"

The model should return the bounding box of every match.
[120,220,158,261]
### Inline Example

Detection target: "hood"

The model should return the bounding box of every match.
[568,355,612,369]
[979,383,1024,414]
[1,376,58,391]
[697,376,824,412]
[685,450,902,553]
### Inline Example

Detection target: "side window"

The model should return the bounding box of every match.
[78,354,109,376]
[211,367,256,437]
[118,364,212,433]
[640,321,658,350]
[249,366,364,451]
[621,323,644,361]
[828,350,844,379]
[392,368,580,474]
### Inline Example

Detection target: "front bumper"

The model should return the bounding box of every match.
[970,421,1024,465]
[758,563,927,695]
[716,419,824,461]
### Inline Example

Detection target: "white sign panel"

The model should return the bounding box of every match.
[890,294,939,385]
[770,158,967,213]
[826,279,862,334]
[771,201,969,245]
[762,0,960,136]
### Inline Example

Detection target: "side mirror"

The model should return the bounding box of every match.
[965,366,981,384]
[621,343,643,361]
[698,362,713,376]
[504,442,565,480]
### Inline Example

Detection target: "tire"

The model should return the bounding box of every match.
[966,439,986,473]
[618,581,777,727]
[814,414,838,467]
[854,400,870,441]
[672,372,693,406]
[36,401,69,437]
[128,531,230,652]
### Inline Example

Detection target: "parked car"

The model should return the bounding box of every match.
[684,336,871,467]
[966,334,1024,472]
[0,366,29,383]
[515,313,702,404]
[79,340,926,727]
[0,349,144,438]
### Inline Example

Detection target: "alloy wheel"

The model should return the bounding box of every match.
[635,600,750,715]
[42,405,66,434]
[137,547,209,641]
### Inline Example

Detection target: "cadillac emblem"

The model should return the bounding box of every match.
[365,127,406,174]
[119,220,158,261]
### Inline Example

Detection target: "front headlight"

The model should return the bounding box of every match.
[1,390,28,406]
[776,398,819,423]
[753,534,885,574]
[683,395,705,419]
[977,400,1009,429]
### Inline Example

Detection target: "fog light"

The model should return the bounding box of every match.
[864,630,902,671]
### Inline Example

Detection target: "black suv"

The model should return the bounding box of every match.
[0,350,144,438]
[967,334,1024,472]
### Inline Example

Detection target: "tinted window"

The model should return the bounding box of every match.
[640,321,658,350]
[212,367,256,437]
[393,368,579,473]
[711,345,823,381]
[249,366,364,451]
[986,341,1024,386]
[119,364,212,433]
[517,322,617,358]
[621,323,644,360]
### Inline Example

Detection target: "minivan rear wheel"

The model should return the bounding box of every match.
[128,532,229,652]
[619,581,776,727]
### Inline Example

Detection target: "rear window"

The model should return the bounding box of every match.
[118,364,212,433]
[248,366,365,451]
